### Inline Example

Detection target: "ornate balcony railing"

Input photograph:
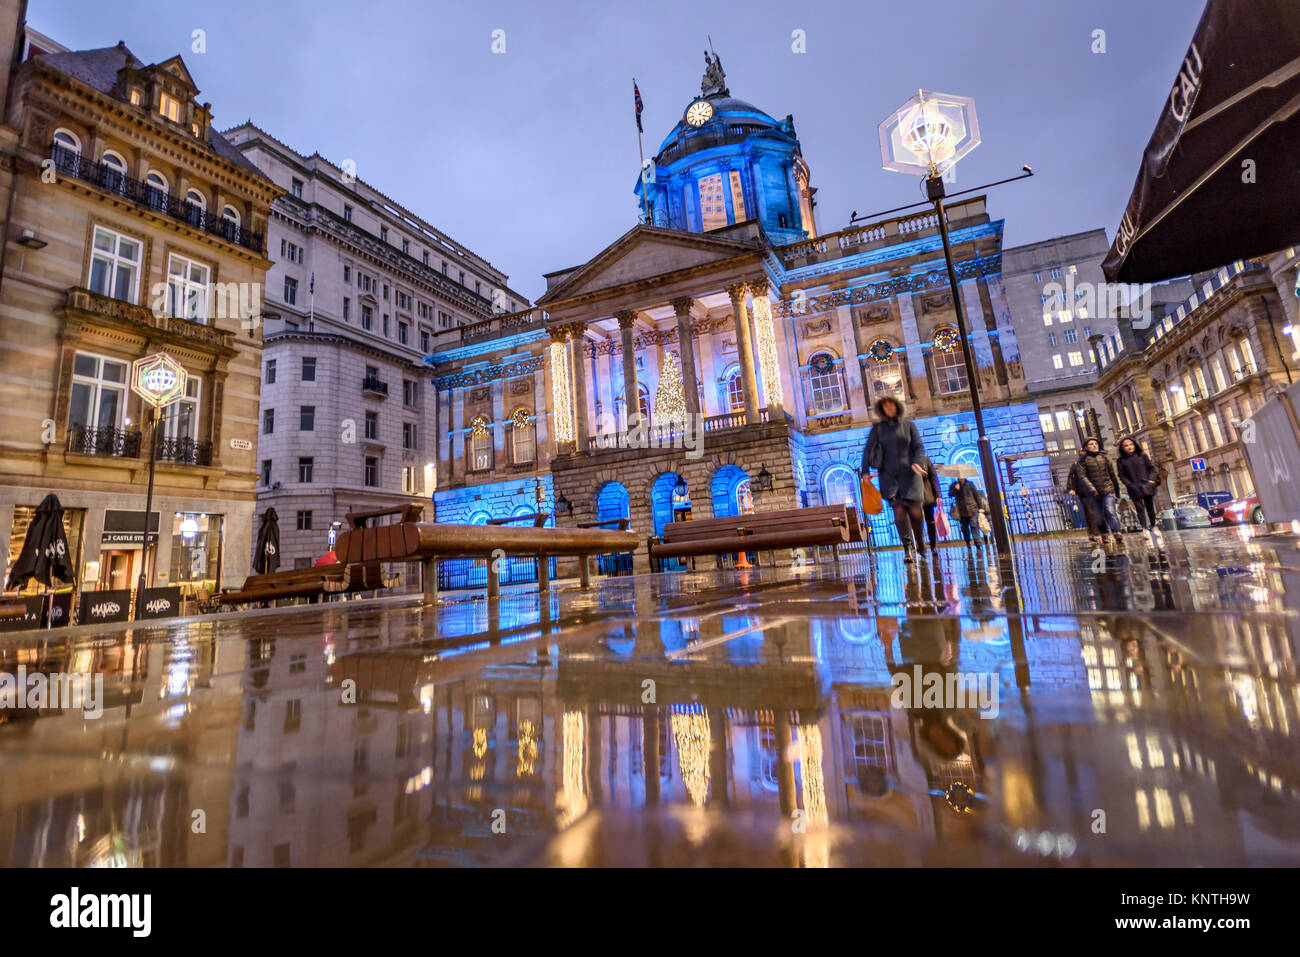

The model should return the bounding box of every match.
[51,145,265,254]
[156,436,212,466]
[361,375,389,396]
[66,423,141,458]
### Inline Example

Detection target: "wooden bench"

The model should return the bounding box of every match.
[648,504,852,570]
[218,561,396,608]
[334,520,640,603]
[487,513,550,528]
[347,503,426,527]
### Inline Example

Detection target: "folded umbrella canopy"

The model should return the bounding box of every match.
[1103,0,1300,283]
[6,493,75,589]
[254,508,280,575]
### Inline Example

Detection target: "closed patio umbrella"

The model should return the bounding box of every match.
[254,508,280,575]
[7,493,75,590]
[1103,0,1300,283]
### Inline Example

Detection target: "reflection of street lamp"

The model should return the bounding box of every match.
[130,353,187,619]
[879,91,1011,556]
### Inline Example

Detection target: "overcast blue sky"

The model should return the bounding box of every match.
[30,0,1205,301]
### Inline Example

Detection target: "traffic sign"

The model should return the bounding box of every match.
[1190,457,1206,471]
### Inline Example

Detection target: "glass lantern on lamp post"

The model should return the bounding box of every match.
[878,91,1011,556]
[129,353,188,618]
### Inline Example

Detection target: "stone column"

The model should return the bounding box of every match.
[726,283,761,424]
[670,297,701,417]
[616,310,640,428]
[569,322,590,450]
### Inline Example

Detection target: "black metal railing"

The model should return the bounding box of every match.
[156,436,212,466]
[50,145,264,254]
[361,375,389,395]
[66,423,141,458]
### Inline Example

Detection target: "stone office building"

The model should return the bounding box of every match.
[223,124,528,571]
[1093,251,1300,505]
[427,56,1053,570]
[0,19,279,601]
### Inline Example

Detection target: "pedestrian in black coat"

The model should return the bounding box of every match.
[916,453,942,551]
[1117,437,1161,531]
[948,477,988,546]
[862,395,930,561]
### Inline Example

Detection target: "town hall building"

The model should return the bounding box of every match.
[427,56,1053,574]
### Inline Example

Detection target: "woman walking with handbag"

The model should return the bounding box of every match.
[862,396,930,563]
[1117,437,1163,544]
[948,475,988,547]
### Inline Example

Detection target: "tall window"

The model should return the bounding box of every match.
[361,305,373,331]
[807,353,844,414]
[299,406,315,431]
[364,456,379,487]
[511,409,534,464]
[402,422,416,450]
[68,353,128,431]
[53,128,80,158]
[167,253,211,322]
[159,91,181,122]
[931,344,969,394]
[298,457,313,482]
[364,410,378,440]
[284,277,298,306]
[162,377,200,441]
[697,173,726,230]
[99,150,127,193]
[726,369,745,413]
[402,466,416,494]
[301,357,316,381]
[88,226,142,303]
[729,170,746,221]
[263,409,275,434]
[265,359,276,384]
[143,171,169,210]
[1238,337,1257,373]
[469,415,492,471]
[865,350,905,401]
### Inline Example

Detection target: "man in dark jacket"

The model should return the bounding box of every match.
[1068,438,1123,547]
[862,395,929,562]
[948,476,988,547]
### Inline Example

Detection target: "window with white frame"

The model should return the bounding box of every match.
[725,368,745,413]
[469,415,492,471]
[1052,355,1063,370]
[167,253,211,322]
[162,376,201,441]
[99,150,127,192]
[807,353,844,414]
[144,171,169,209]
[865,352,905,401]
[821,464,860,509]
[1068,351,1084,366]
[53,128,80,156]
[931,345,969,394]
[88,226,142,303]
[68,352,128,431]
[1047,332,1058,347]
[511,409,534,464]
[697,173,726,230]
[159,91,182,122]
[1238,337,1257,373]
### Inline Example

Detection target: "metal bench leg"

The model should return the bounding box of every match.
[422,557,438,604]
[487,561,500,599]
[579,555,592,589]
[538,556,550,593]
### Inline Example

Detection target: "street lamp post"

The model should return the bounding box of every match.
[878,90,1012,556]
[130,353,188,620]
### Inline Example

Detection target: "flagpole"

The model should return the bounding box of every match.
[634,77,649,226]
[308,272,315,331]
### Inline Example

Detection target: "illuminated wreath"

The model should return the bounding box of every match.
[932,326,960,352]
[469,414,489,436]
[810,353,835,374]
[511,407,530,429]
[868,339,895,363]
[944,781,977,814]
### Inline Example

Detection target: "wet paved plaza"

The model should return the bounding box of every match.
[2,527,1298,867]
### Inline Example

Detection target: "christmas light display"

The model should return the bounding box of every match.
[550,337,574,444]
[653,350,686,427]
[751,292,784,408]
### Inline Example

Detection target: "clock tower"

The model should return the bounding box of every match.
[635,50,817,244]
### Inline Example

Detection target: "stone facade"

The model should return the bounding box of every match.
[1093,254,1300,504]
[0,32,280,601]
[222,124,528,571]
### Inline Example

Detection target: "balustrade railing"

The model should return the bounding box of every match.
[156,436,213,466]
[66,423,141,458]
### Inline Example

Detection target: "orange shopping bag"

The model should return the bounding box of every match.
[858,472,883,515]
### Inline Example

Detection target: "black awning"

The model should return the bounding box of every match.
[1103,0,1300,283]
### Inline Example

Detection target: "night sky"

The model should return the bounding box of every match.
[29,0,1205,301]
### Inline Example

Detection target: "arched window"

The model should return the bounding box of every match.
[468,511,491,526]
[183,188,206,227]
[930,330,968,395]
[821,464,860,509]
[637,383,651,423]
[144,171,169,211]
[735,478,754,515]
[469,414,492,471]
[98,150,127,192]
[509,407,533,464]
[807,352,844,414]
[222,205,240,227]
[865,338,905,401]
[186,188,206,212]
[52,128,80,156]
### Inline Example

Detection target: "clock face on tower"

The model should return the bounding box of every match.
[685,100,714,127]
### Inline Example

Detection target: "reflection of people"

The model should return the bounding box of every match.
[862,396,929,563]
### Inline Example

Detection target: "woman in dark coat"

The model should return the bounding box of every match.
[862,395,930,561]
[1116,437,1161,531]
[916,453,942,551]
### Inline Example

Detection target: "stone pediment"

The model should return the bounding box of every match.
[152,55,199,96]
[537,225,762,305]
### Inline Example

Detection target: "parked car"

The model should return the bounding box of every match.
[1160,504,1212,530]
[1209,494,1264,526]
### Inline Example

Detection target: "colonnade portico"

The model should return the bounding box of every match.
[546,280,781,454]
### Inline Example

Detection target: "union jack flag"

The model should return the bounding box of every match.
[634,81,643,133]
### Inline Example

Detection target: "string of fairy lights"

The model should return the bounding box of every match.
[751,292,784,409]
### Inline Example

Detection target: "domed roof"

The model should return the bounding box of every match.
[655,94,791,162]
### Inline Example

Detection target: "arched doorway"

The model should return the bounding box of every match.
[594,481,633,575]
[651,472,691,571]
[710,465,752,518]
